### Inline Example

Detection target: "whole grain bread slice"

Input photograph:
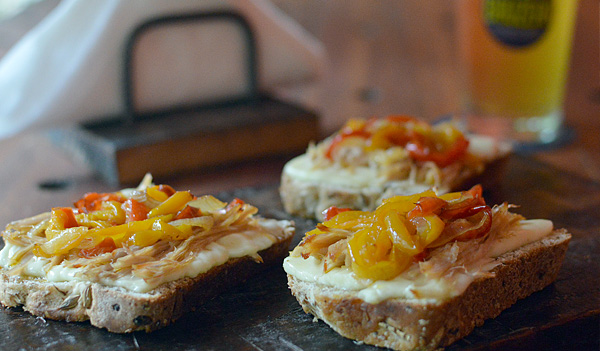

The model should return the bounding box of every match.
[287,230,570,351]
[0,221,294,333]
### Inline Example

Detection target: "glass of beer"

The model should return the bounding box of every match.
[456,0,579,147]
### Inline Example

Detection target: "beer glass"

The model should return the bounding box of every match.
[456,0,579,146]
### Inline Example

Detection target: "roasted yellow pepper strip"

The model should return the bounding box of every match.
[129,229,164,247]
[146,186,169,202]
[87,200,126,224]
[381,189,437,206]
[416,215,445,247]
[384,211,421,255]
[348,228,411,281]
[89,215,173,242]
[128,220,193,246]
[316,189,450,281]
[46,208,78,240]
[148,191,193,218]
[439,190,464,202]
[322,210,371,230]
[38,226,88,256]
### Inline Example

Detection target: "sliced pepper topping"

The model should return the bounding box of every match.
[148,191,193,218]
[30,184,242,259]
[325,116,469,167]
[325,127,371,159]
[74,193,125,213]
[322,206,352,221]
[124,198,149,222]
[78,237,117,258]
[297,185,492,281]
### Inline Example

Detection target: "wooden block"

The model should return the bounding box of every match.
[49,97,319,185]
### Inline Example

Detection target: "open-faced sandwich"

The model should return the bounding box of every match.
[0,174,294,333]
[284,185,570,351]
[280,116,511,219]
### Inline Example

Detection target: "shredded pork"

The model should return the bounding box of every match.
[1,184,267,287]
[292,202,525,284]
[306,121,486,190]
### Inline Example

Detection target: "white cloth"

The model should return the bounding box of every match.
[0,0,324,138]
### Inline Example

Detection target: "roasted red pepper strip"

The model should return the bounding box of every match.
[124,199,148,222]
[450,206,493,242]
[158,184,176,197]
[322,206,352,221]
[225,198,246,212]
[325,128,371,159]
[407,197,447,219]
[230,198,245,207]
[408,185,492,248]
[78,237,117,258]
[408,185,485,220]
[174,205,199,220]
[467,184,483,198]
[439,185,486,220]
[405,134,469,168]
[56,207,78,228]
[428,204,492,248]
[74,192,126,213]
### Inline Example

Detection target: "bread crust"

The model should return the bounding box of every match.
[287,230,570,351]
[280,155,509,220]
[0,225,293,333]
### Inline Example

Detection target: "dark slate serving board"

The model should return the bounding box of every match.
[1,155,599,350]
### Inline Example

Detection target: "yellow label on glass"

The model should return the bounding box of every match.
[484,0,552,47]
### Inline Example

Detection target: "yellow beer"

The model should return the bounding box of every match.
[457,0,578,143]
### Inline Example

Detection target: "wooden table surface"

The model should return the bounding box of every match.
[0,1,598,350]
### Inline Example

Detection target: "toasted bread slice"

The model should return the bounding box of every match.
[280,117,510,219]
[287,230,570,351]
[0,176,294,333]
[0,224,292,333]
[283,187,570,350]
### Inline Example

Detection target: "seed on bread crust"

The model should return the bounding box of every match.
[56,295,80,311]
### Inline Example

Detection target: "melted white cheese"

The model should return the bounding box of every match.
[0,220,289,293]
[489,219,552,257]
[283,154,385,188]
[283,219,553,304]
[284,134,508,190]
